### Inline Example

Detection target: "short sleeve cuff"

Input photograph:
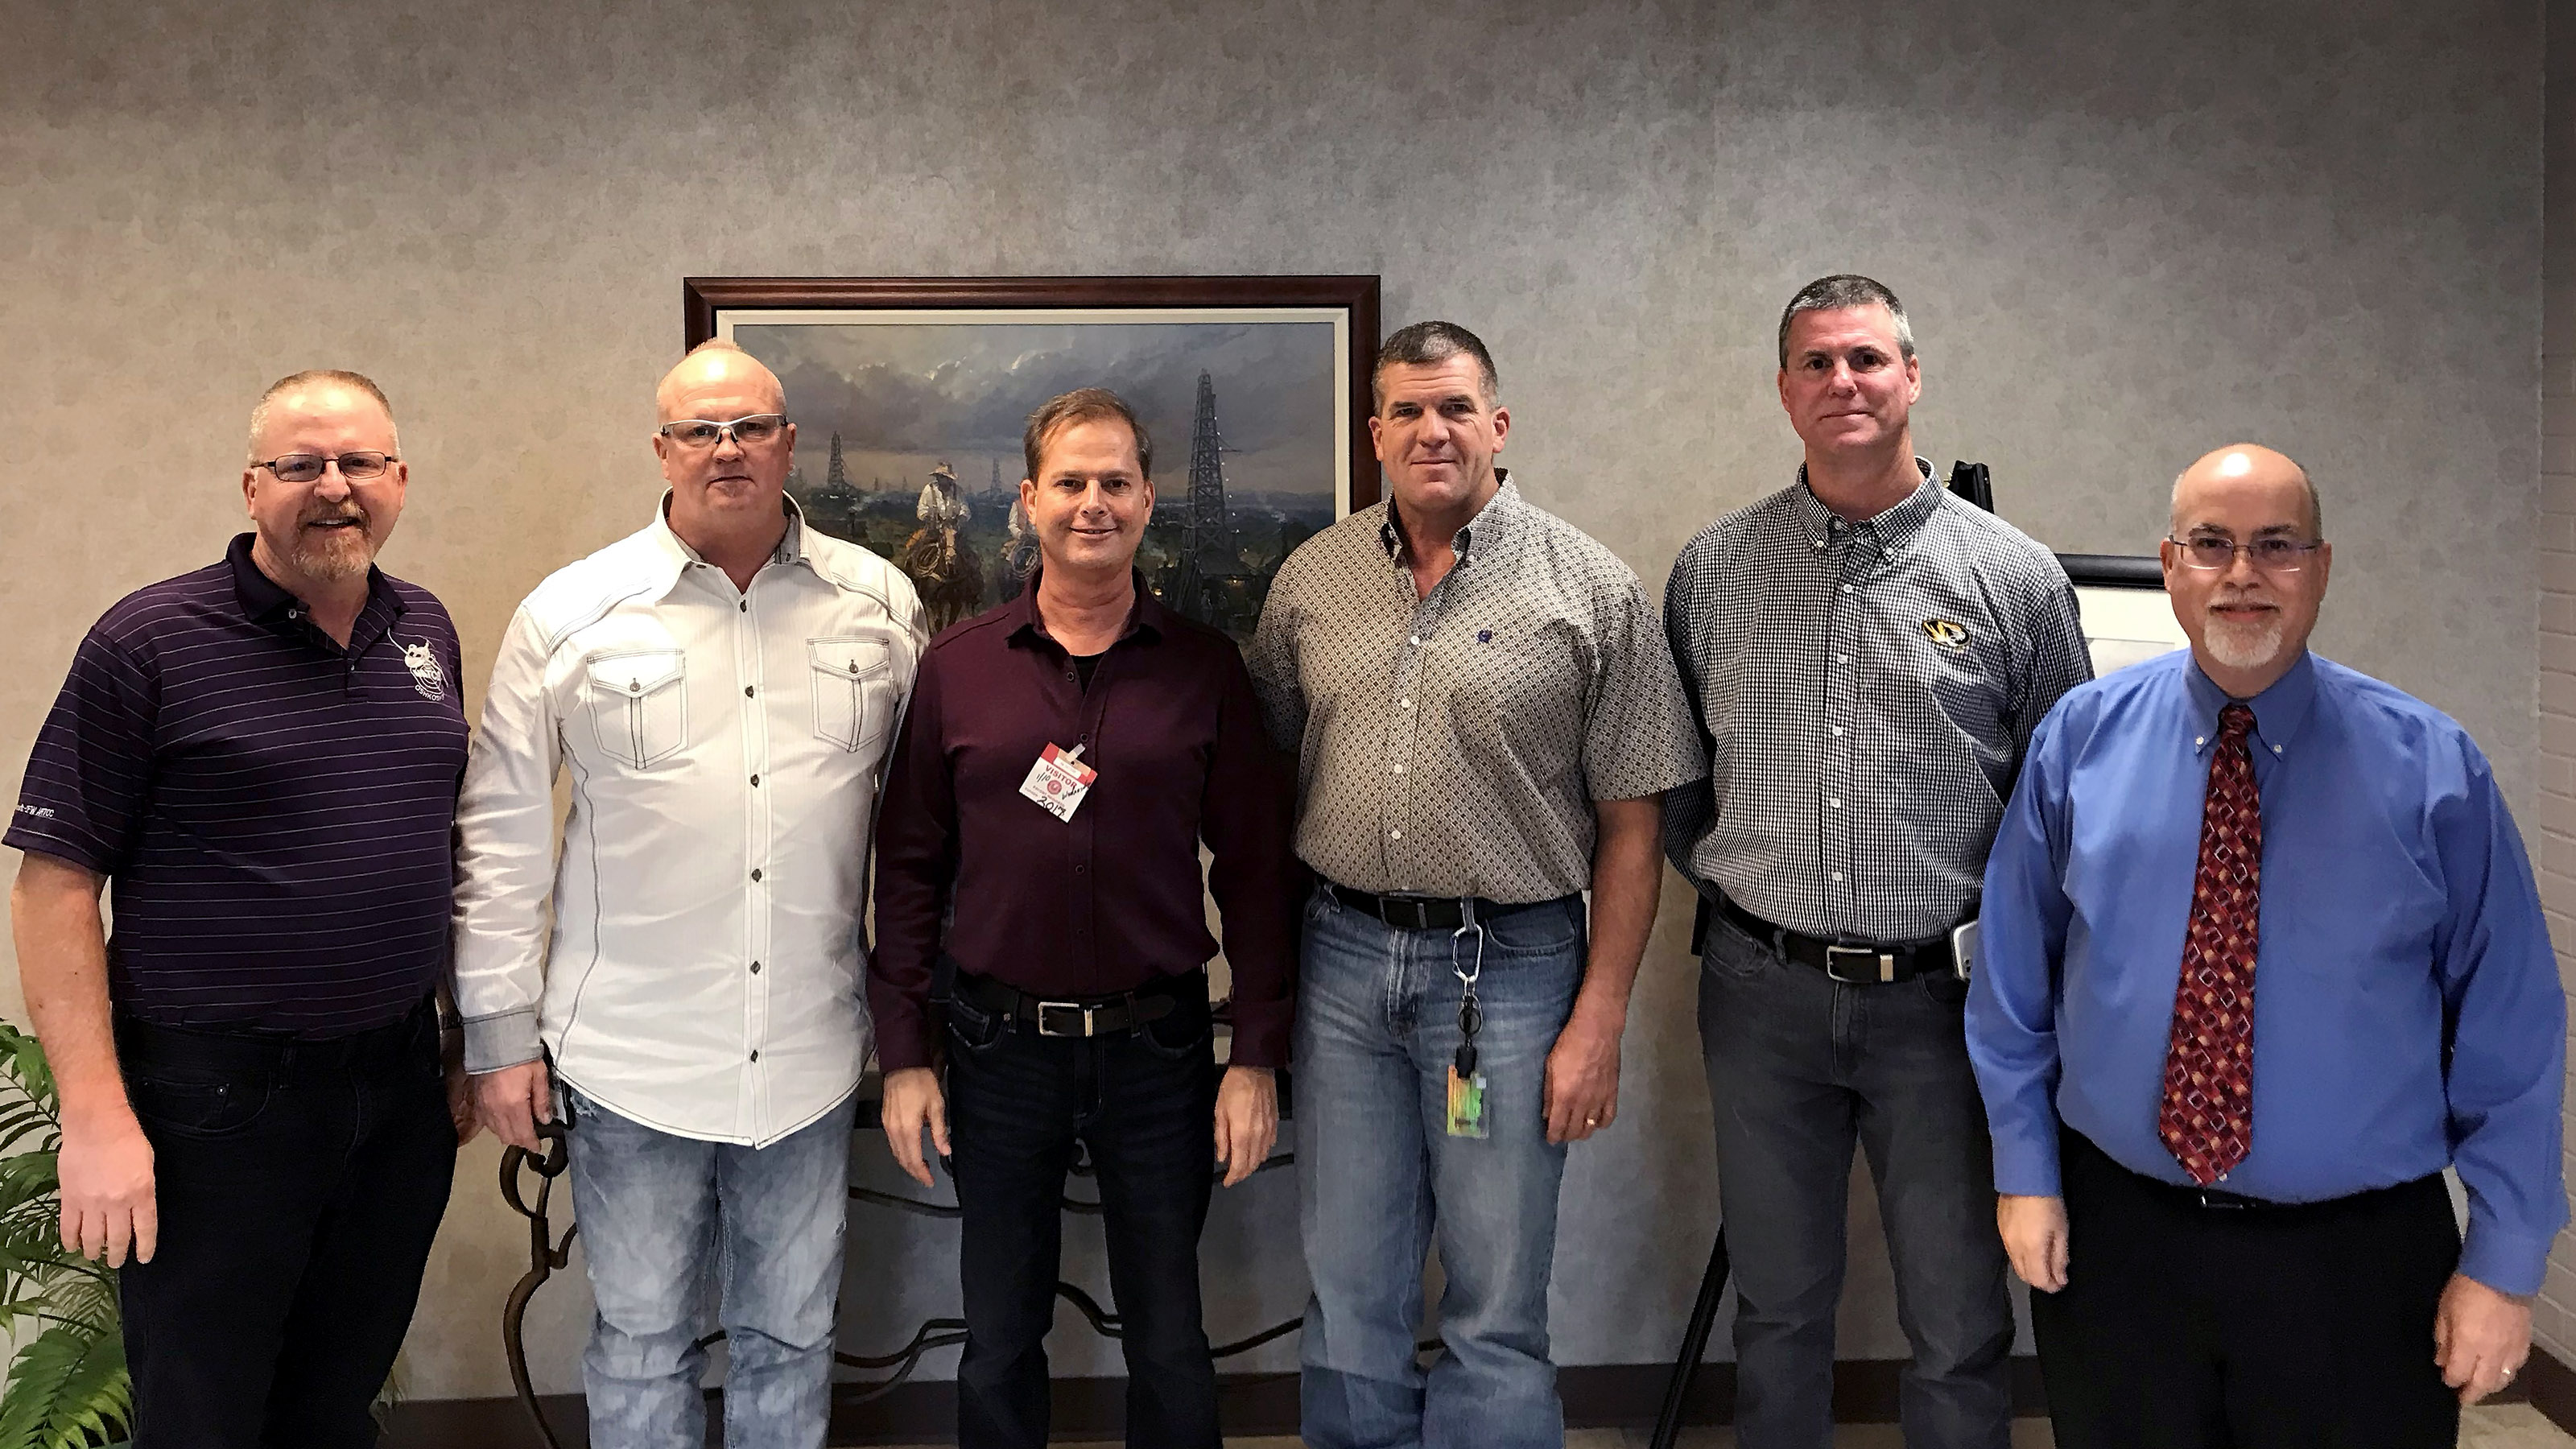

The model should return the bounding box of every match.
[462,1007,543,1075]
[2458,1225,2552,1299]
[2,824,114,877]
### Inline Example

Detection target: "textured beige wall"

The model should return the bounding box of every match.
[0,0,2545,1402]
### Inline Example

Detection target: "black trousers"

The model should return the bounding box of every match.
[2033,1129,2460,1449]
[945,975,1223,1449]
[116,1000,457,1449]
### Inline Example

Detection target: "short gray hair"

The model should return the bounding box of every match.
[1372,320,1498,411]
[1776,275,1914,367]
[247,369,396,461]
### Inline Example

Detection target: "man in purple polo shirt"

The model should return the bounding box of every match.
[7,369,473,1446]
[871,386,1298,1449]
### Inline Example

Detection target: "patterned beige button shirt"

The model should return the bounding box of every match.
[1249,475,1703,903]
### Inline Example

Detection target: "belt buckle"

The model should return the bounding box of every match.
[1034,1001,1096,1038]
[1824,944,1894,985]
[2195,1187,2251,1211]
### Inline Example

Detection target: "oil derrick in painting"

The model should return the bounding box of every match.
[1174,370,1260,635]
[794,431,868,543]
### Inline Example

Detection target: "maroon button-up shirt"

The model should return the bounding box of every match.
[869,574,1298,1071]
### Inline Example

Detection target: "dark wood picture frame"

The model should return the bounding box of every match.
[684,274,1383,510]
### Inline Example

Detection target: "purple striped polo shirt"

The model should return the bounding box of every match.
[6,534,469,1037]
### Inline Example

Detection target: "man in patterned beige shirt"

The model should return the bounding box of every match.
[1250,320,1702,1449]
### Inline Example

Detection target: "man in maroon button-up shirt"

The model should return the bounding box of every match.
[869,387,1298,1449]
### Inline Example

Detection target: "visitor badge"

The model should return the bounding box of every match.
[1444,1065,1489,1139]
[1019,743,1096,822]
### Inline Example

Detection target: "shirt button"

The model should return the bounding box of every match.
[750,868,763,882]
[745,686,755,698]
[749,1050,760,1063]
[1841,584,1855,594]
[1835,653,1851,665]
[750,961,762,974]
[1389,829,1403,841]
[749,774,760,786]
[738,600,748,613]
[1828,799,1841,809]
[1400,698,1414,710]
[1408,635,1421,646]
[2195,737,2206,747]
[1831,725,1845,737]
[1831,870,1845,882]
[1392,763,1406,775]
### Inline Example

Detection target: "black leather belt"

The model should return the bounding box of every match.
[952,969,1187,1038]
[1327,883,1569,932]
[1715,897,1955,985]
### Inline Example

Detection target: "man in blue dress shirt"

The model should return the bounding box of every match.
[1967,444,2566,1447]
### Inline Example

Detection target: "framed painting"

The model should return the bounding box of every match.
[684,275,1381,644]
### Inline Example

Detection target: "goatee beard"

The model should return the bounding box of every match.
[291,523,374,581]
[2202,613,2285,674]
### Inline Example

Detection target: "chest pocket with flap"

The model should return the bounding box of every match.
[811,637,894,756]
[584,650,689,769]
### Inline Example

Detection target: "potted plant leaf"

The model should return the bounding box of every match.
[0,1022,131,1447]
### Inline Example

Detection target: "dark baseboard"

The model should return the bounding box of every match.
[382,1356,2052,1446]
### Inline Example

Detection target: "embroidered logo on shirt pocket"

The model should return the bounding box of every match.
[585,650,689,769]
[810,637,894,755]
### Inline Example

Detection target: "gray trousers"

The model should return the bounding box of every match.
[1699,910,2014,1449]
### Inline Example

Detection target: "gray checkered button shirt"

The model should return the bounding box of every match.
[1250,476,1703,903]
[1663,467,2092,943]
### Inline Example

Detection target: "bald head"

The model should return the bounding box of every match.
[2170,444,2321,539]
[656,341,785,423]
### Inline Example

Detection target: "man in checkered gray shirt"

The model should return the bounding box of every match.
[1663,275,2091,1449]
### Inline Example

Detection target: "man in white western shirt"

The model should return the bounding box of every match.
[453,341,925,1447]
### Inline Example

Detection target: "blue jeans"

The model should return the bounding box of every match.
[1296,884,1586,1449]
[1699,910,2013,1449]
[565,1083,857,1449]
[946,974,1221,1449]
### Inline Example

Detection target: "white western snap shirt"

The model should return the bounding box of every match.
[452,497,925,1146]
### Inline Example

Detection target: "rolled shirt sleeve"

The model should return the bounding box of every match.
[449,606,566,1074]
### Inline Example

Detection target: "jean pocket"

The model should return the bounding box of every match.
[1920,971,1971,1007]
[1700,913,1777,981]
[1136,1006,1213,1062]
[128,1071,274,1140]
[945,997,1006,1055]
[584,649,688,768]
[1482,898,1584,957]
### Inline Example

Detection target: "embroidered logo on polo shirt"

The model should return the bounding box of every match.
[1921,619,1969,650]
[13,803,54,820]
[401,642,447,701]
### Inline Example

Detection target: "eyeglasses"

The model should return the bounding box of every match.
[658,415,788,449]
[2166,535,2324,572]
[252,452,396,484]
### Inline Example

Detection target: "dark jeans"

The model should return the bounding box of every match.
[2033,1129,2459,1449]
[1699,910,2013,1449]
[946,974,1223,1449]
[115,999,456,1449]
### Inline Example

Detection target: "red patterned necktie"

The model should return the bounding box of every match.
[2158,702,2262,1186]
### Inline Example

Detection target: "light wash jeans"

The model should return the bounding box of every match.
[565,1083,857,1448]
[1295,883,1586,1449]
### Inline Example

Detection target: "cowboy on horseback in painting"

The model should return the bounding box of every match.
[902,460,984,634]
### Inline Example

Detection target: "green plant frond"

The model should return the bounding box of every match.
[0,1111,61,1158]
[0,1155,59,1216]
[0,1031,58,1120]
[0,1323,131,1449]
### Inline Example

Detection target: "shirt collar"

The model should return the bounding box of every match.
[2183,649,2318,759]
[1790,458,1942,553]
[1381,471,1522,569]
[225,531,405,628]
[1006,567,1167,651]
[646,491,811,598]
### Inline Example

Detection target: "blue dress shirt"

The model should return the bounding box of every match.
[1968,649,2566,1294]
